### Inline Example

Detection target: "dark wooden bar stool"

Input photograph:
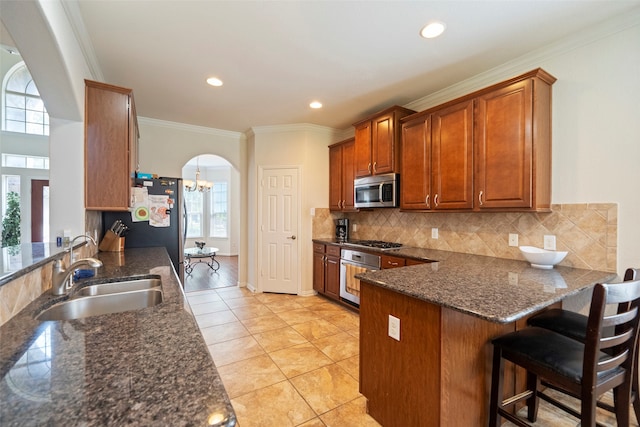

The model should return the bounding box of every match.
[489,277,640,427]
[527,268,640,420]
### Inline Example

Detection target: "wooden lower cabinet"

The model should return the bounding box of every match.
[312,243,340,301]
[380,254,406,269]
[360,282,515,427]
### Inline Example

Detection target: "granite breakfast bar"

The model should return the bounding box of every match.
[355,250,617,427]
[0,247,236,426]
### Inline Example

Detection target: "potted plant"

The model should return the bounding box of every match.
[2,191,21,247]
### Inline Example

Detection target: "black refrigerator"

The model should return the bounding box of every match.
[102,177,185,284]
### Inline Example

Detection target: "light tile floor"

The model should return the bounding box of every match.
[186,287,381,427]
[186,287,639,427]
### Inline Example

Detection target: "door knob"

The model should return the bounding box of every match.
[287,235,297,240]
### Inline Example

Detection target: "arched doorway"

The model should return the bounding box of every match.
[181,154,239,291]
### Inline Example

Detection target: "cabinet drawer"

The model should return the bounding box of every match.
[326,245,342,257]
[381,254,406,269]
[313,243,325,254]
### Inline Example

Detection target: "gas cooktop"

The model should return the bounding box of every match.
[345,240,403,250]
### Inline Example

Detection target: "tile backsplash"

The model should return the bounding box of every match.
[313,204,617,272]
[0,244,94,327]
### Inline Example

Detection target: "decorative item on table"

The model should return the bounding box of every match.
[195,241,206,250]
[519,246,568,269]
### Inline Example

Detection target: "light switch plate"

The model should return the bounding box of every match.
[432,228,439,239]
[544,235,556,250]
[508,233,518,247]
[388,315,400,341]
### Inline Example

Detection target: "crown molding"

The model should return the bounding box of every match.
[138,116,245,140]
[60,0,103,82]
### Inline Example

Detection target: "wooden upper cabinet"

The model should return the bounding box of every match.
[474,69,555,211]
[400,114,431,210]
[354,121,372,177]
[354,106,414,177]
[432,99,473,210]
[84,80,139,211]
[400,99,473,211]
[329,138,356,211]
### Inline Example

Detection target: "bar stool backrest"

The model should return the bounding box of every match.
[584,280,640,392]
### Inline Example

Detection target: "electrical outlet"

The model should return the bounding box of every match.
[352,223,358,232]
[508,233,518,247]
[432,228,439,239]
[544,235,556,250]
[388,315,400,341]
[508,272,519,286]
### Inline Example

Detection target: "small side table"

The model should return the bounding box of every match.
[184,247,220,275]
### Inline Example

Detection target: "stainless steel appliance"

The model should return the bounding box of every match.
[335,218,349,243]
[340,248,381,306]
[345,239,402,251]
[354,173,398,208]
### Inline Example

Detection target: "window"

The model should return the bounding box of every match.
[210,182,228,238]
[2,175,20,215]
[184,190,203,238]
[3,62,49,135]
[2,154,49,170]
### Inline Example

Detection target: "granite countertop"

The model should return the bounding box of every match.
[0,247,236,426]
[356,250,618,324]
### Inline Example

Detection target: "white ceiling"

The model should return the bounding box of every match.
[9,1,640,133]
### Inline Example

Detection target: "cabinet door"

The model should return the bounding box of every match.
[341,138,356,210]
[371,113,395,175]
[400,116,431,210]
[85,81,132,211]
[313,249,326,293]
[325,255,341,299]
[475,79,533,209]
[432,100,473,210]
[354,121,372,177]
[329,145,343,211]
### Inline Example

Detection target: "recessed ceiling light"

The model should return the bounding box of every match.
[420,21,446,39]
[310,101,323,109]
[206,77,223,87]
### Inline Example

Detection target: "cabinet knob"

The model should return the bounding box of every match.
[434,194,439,207]
[373,162,377,173]
[368,163,372,173]
[426,195,430,208]
[478,191,484,206]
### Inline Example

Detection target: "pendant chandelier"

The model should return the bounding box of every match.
[184,156,213,192]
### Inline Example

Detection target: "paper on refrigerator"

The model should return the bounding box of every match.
[131,187,150,222]
[149,194,171,227]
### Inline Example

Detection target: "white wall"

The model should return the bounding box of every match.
[406,14,640,274]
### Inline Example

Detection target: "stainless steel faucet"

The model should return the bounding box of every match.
[68,234,97,264]
[51,257,103,296]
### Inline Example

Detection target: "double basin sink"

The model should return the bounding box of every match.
[36,277,163,321]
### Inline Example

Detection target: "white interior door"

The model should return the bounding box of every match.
[259,167,299,294]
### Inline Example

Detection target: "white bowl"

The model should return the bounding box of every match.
[519,246,568,269]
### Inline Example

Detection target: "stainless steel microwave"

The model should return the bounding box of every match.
[354,173,398,208]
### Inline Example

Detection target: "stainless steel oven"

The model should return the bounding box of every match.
[340,248,381,306]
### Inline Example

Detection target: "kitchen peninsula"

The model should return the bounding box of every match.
[0,247,235,426]
[355,250,617,427]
